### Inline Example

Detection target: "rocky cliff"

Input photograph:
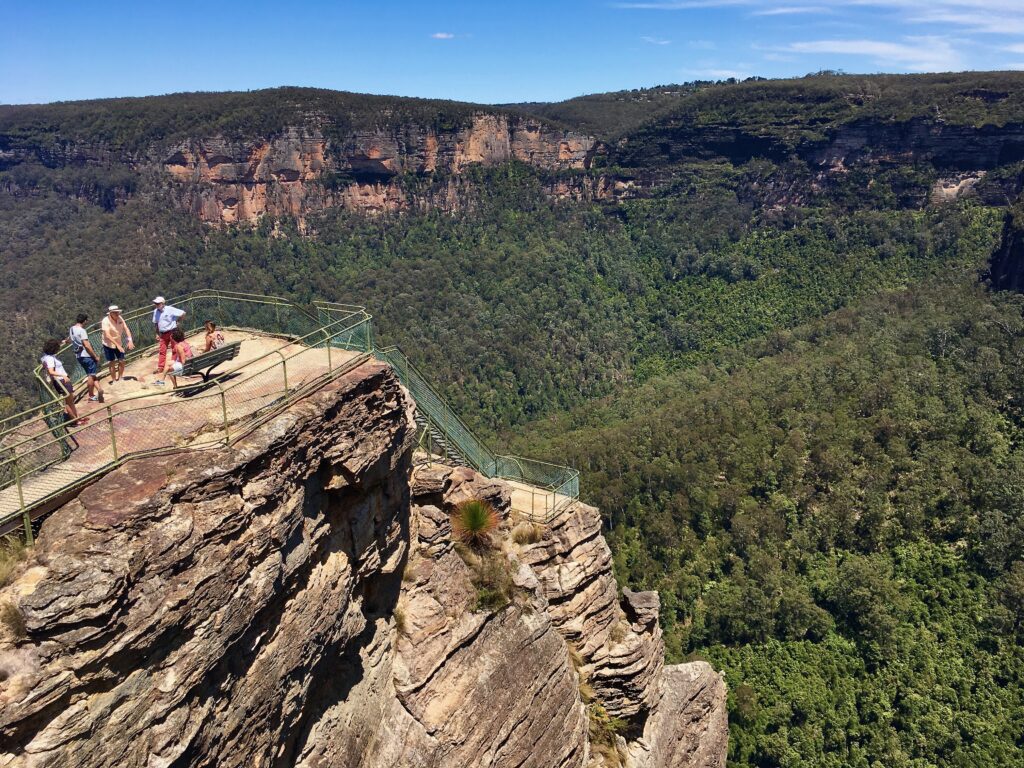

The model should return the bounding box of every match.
[9,80,1024,225]
[163,114,599,223]
[0,361,726,767]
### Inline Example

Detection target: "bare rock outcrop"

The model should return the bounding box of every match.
[412,465,727,768]
[518,501,665,724]
[0,364,726,767]
[628,663,728,768]
[163,114,600,224]
[0,361,415,767]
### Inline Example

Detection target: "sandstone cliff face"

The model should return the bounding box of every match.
[0,363,726,768]
[163,115,600,223]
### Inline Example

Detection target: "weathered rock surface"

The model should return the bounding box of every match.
[518,501,664,723]
[164,115,599,224]
[0,365,726,767]
[0,361,416,768]
[628,663,729,768]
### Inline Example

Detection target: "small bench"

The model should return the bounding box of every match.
[180,340,242,382]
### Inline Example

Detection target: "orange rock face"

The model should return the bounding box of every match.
[162,115,601,225]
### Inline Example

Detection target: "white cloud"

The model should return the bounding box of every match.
[1005,43,1024,54]
[689,39,718,49]
[430,32,455,40]
[785,36,962,71]
[753,5,829,15]
[902,9,1024,35]
[683,66,753,79]
[642,35,673,44]
[613,0,1024,34]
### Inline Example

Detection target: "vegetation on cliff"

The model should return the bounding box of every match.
[513,71,1024,141]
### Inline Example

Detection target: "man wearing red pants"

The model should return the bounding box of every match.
[151,295,186,373]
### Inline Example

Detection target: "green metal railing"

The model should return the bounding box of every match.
[375,346,498,476]
[3,291,373,539]
[373,346,579,522]
[2,290,579,538]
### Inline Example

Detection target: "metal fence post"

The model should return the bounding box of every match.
[106,406,118,460]
[13,457,33,545]
[220,389,230,445]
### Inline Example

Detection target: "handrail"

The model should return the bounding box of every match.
[2,289,579,536]
[17,314,367,437]
[22,290,369,422]
[0,352,372,537]
[372,345,579,522]
[374,345,498,474]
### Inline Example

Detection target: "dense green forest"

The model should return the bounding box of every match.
[0,86,489,151]
[512,71,1024,140]
[4,74,1024,766]
[518,271,1024,765]
[0,160,998,428]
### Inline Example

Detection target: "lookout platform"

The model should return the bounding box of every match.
[0,329,367,533]
[0,291,579,539]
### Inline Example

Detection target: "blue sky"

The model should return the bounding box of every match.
[3,0,1024,105]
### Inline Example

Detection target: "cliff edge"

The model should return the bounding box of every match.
[0,361,726,767]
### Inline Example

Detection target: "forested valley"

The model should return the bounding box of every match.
[4,73,1024,766]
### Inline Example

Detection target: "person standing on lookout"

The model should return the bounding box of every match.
[69,313,104,404]
[152,296,186,373]
[101,305,134,383]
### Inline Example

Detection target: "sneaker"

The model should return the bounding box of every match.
[153,380,166,387]
[88,395,99,402]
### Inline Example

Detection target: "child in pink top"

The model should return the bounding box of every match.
[155,328,194,389]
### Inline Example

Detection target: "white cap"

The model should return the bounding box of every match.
[153,296,165,304]
[108,305,121,313]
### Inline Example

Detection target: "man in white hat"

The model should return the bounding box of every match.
[151,296,186,373]
[101,305,135,383]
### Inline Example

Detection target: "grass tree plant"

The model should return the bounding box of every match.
[451,499,500,550]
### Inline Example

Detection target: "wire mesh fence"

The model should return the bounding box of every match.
[4,289,578,536]
[2,291,374,538]
[373,346,580,523]
[375,346,498,476]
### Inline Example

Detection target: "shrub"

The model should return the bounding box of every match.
[473,551,515,611]
[394,604,409,635]
[0,536,27,589]
[609,620,628,644]
[511,521,544,546]
[0,600,25,640]
[455,544,516,612]
[588,702,628,766]
[451,499,500,549]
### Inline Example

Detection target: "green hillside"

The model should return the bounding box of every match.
[0,86,498,151]
[510,71,1024,141]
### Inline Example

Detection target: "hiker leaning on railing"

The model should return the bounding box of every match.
[39,339,82,426]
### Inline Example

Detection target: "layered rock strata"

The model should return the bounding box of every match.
[163,115,599,223]
[0,363,726,767]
